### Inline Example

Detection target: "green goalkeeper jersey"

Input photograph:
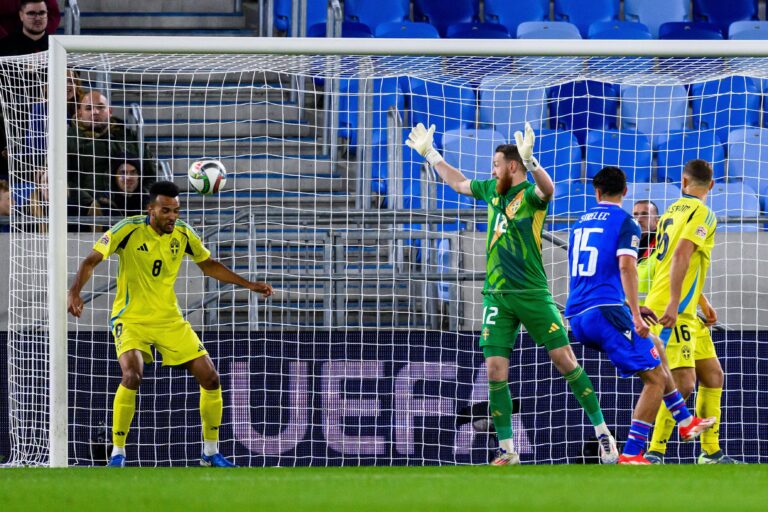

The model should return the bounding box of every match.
[470,178,550,294]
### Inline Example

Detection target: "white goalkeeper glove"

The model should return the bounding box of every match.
[513,122,540,172]
[406,123,444,167]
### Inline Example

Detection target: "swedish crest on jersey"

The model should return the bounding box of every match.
[170,237,180,259]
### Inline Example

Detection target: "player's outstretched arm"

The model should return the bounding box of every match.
[67,250,104,318]
[406,123,473,197]
[197,257,273,298]
[618,254,649,338]
[514,122,554,201]
[660,239,695,328]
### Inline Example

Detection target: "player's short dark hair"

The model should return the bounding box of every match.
[495,144,523,165]
[683,159,713,186]
[633,199,659,216]
[149,181,180,203]
[592,166,626,196]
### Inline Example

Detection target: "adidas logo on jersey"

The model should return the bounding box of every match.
[136,243,149,252]
[548,323,560,334]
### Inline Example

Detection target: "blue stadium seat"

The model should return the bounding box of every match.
[517,21,582,39]
[658,21,723,40]
[727,127,768,193]
[729,20,768,40]
[620,78,688,146]
[375,21,441,38]
[446,22,510,39]
[410,80,477,149]
[414,0,476,37]
[440,128,506,208]
[344,0,408,33]
[307,21,373,38]
[550,181,596,231]
[760,183,768,213]
[372,128,423,205]
[338,78,404,148]
[624,0,691,38]
[548,81,619,147]
[656,130,726,184]
[585,129,653,183]
[622,183,682,217]
[587,21,652,39]
[537,129,582,185]
[274,0,327,35]
[484,0,549,36]
[691,76,761,145]
[478,77,548,140]
[709,182,760,232]
[694,0,758,35]
[554,0,619,39]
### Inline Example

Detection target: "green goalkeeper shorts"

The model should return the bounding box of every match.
[479,291,569,355]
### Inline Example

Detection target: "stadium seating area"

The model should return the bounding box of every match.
[273,0,765,40]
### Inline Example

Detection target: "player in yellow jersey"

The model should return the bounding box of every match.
[642,160,740,464]
[67,181,273,467]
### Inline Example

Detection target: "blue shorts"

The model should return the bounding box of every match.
[569,305,661,378]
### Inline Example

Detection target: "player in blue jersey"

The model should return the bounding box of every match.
[565,167,715,464]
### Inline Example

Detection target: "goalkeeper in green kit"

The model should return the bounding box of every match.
[407,122,617,465]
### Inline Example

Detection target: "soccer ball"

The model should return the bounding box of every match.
[188,159,227,195]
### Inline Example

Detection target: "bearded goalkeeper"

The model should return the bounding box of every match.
[67,181,273,467]
[407,123,617,465]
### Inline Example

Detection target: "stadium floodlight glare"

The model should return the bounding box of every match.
[0,36,767,467]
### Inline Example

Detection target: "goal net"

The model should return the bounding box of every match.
[1,39,767,466]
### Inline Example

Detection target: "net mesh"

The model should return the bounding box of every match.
[1,49,767,466]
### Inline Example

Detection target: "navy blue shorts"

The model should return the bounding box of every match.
[569,305,661,378]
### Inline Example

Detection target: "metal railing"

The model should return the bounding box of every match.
[63,0,80,35]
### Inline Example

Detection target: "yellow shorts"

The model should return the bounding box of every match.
[651,314,718,370]
[111,318,208,366]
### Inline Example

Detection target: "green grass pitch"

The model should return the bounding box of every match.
[1,465,766,512]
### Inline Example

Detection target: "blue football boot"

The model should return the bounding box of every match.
[200,453,237,467]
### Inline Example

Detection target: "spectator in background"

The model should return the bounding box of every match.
[0,0,59,40]
[67,90,156,218]
[0,179,10,232]
[97,156,150,218]
[66,68,83,121]
[0,0,52,56]
[27,167,99,232]
[633,199,659,262]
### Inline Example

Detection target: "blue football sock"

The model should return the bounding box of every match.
[663,390,692,424]
[623,419,652,456]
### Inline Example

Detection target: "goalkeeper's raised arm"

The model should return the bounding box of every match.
[406,123,473,196]
[406,122,554,201]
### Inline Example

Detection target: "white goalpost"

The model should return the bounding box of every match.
[1,36,767,467]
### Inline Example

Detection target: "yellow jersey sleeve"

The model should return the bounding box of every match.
[177,220,211,263]
[92,217,145,260]
[680,206,716,249]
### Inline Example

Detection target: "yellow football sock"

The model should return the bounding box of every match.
[112,384,137,448]
[649,404,676,454]
[696,385,723,455]
[200,386,223,442]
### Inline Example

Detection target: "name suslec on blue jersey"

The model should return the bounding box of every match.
[565,203,642,318]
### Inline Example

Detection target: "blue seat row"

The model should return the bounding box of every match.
[275,0,765,40]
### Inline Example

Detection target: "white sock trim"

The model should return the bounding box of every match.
[594,422,611,438]
[111,446,126,457]
[499,438,516,453]
[203,440,218,457]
